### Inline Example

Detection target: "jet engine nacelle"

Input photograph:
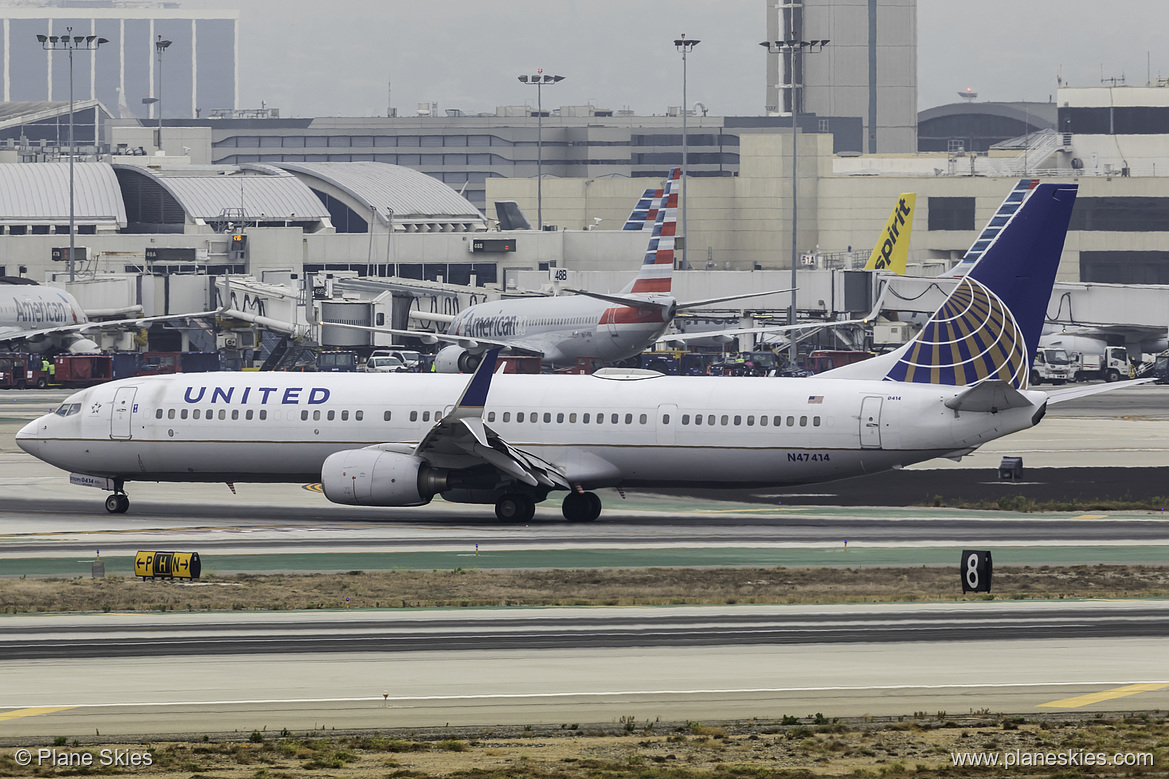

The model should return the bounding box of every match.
[433,345,484,374]
[321,449,450,506]
[67,337,101,354]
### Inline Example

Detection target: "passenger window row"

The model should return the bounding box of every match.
[681,413,821,427]
[154,408,367,422]
[486,411,650,425]
[150,407,821,429]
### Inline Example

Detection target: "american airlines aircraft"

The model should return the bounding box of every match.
[0,277,220,354]
[329,169,791,372]
[19,182,1094,522]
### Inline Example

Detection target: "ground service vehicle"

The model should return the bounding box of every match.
[364,355,409,373]
[805,350,873,374]
[709,350,789,377]
[369,350,422,371]
[53,354,113,388]
[1152,353,1169,384]
[317,351,359,372]
[0,353,50,389]
[1072,347,1130,383]
[136,352,182,377]
[641,350,685,374]
[1030,347,1071,385]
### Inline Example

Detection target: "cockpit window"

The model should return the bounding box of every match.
[54,403,81,417]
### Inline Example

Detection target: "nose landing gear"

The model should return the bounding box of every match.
[104,479,130,513]
[104,493,129,513]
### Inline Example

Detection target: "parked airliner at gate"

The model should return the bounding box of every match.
[19,183,1095,522]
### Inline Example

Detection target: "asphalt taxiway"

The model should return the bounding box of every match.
[1,601,1168,736]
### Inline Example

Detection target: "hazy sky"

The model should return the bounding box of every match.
[180,0,1166,118]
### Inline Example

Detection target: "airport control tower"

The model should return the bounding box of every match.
[765,0,917,153]
[1,1,238,120]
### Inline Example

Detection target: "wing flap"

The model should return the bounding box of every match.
[409,348,570,489]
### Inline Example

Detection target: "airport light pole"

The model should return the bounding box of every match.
[154,36,172,151]
[674,34,699,270]
[38,28,108,284]
[760,37,829,366]
[517,70,564,230]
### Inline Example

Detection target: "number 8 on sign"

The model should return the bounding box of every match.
[960,550,992,593]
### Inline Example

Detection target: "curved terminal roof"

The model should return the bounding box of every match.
[918,101,1057,128]
[113,163,331,227]
[276,162,486,232]
[0,162,126,228]
[918,102,1057,153]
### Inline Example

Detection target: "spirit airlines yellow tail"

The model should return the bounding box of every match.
[863,194,915,273]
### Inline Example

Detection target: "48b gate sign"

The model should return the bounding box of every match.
[960,550,993,593]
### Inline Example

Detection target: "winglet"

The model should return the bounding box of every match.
[448,347,502,420]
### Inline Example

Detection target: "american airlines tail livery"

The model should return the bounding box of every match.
[19,183,1088,522]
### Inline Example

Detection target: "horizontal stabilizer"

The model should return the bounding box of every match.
[1044,377,1156,405]
[563,288,671,313]
[675,287,795,311]
[943,380,1034,413]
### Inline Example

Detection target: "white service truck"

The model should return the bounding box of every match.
[1030,347,1072,385]
[1070,346,1131,383]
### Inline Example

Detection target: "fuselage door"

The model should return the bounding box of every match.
[110,386,137,440]
[859,395,882,449]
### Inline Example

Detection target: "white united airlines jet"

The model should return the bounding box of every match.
[20,182,1101,521]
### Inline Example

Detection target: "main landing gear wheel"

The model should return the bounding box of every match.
[104,494,129,514]
[562,491,602,522]
[495,493,535,522]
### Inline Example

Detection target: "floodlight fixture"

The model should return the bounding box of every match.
[36,25,108,282]
[517,69,565,229]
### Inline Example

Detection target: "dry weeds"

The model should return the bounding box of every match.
[2,714,1167,778]
[3,565,1169,614]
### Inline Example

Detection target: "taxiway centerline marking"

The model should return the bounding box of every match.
[1037,682,1169,709]
[0,706,76,721]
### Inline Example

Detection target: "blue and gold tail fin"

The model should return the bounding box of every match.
[939,179,1039,278]
[825,182,1078,388]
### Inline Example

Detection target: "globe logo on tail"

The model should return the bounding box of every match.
[885,276,1028,388]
